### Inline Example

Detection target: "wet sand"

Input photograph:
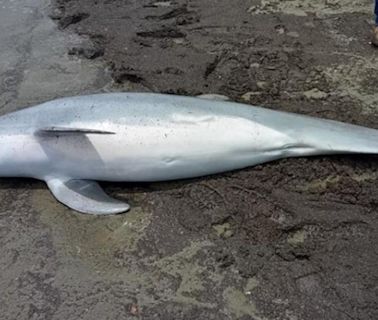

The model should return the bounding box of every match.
[1,0,378,319]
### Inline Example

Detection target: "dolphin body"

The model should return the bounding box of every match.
[1,92,378,214]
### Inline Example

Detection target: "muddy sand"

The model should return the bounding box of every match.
[2,0,378,319]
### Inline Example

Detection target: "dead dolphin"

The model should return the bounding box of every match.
[1,92,378,214]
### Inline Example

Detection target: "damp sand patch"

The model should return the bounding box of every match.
[249,0,372,16]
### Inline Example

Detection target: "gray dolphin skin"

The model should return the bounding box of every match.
[1,92,378,215]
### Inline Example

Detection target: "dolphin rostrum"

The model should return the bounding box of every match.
[1,92,378,214]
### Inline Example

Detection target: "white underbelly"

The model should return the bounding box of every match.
[72,117,292,181]
[4,116,292,181]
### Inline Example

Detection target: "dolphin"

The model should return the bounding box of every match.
[1,92,378,215]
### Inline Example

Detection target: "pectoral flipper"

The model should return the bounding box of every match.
[46,178,130,215]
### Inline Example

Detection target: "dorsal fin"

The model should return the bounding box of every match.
[36,127,115,135]
[197,94,230,101]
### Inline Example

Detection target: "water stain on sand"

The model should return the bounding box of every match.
[31,188,229,308]
[31,188,152,266]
